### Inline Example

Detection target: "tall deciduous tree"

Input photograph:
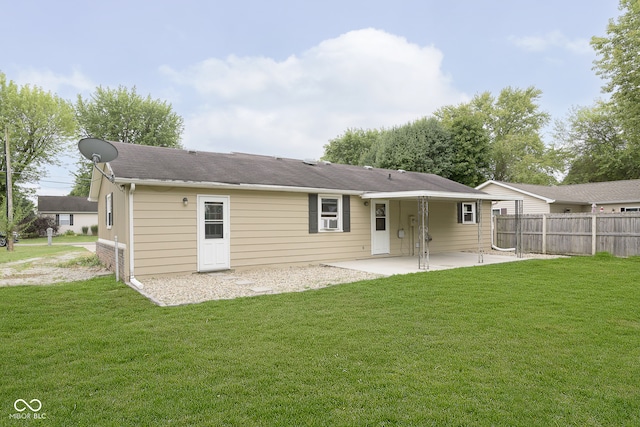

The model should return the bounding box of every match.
[376,117,454,176]
[591,0,640,150]
[71,86,184,196]
[446,114,490,187]
[322,128,380,165]
[0,72,77,196]
[555,103,631,183]
[437,86,560,184]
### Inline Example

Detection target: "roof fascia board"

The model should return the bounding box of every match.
[361,190,522,201]
[592,199,640,205]
[476,180,555,204]
[113,177,364,195]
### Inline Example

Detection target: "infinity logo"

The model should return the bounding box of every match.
[14,399,42,412]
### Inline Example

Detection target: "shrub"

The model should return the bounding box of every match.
[82,226,89,235]
[64,230,76,236]
[21,215,58,238]
[90,225,99,235]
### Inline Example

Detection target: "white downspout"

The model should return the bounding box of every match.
[491,202,516,252]
[128,183,144,289]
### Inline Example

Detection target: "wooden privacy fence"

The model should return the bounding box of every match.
[495,213,640,257]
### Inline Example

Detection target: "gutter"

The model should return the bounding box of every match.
[128,183,144,289]
[114,177,364,196]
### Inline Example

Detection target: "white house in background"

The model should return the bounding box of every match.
[477,180,640,215]
[37,196,98,235]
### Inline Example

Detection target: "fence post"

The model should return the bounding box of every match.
[542,214,547,254]
[591,215,597,255]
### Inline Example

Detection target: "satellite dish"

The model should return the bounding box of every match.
[78,138,118,163]
[78,138,118,182]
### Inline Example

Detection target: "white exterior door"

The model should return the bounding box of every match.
[371,200,390,254]
[197,195,230,272]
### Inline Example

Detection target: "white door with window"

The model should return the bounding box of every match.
[197,195,230,272]
[371,200,390,254]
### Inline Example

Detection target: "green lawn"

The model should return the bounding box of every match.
[0,244,88,264]
[1,254,639,426]
[17,234,98,245]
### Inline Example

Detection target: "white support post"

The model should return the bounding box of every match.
[418,196,429,270]
[515,199,523,258]
[477,199,484,264]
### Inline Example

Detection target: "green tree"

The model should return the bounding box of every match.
[556,103,631,183]
[437,87,560,184]
[446,114,490,187]
[72,86,184,196]
[591,0,640,150]
[376,117,454,176]
[0,72,77,196]
[322,128,380,165]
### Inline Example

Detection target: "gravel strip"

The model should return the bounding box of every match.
[139,265,383,306]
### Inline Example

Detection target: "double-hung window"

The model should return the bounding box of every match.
[461,202,476,224]
[56,214,73,226]
[319,195,342,231]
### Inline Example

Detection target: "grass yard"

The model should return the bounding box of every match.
[17,234,98,245]
[1,254,639,426]
[0,244,88,264]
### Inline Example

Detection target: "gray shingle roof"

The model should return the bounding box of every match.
[106,141,486,195]
[493,180,640,204]
[38,196,98,213]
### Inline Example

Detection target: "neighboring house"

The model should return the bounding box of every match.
[477,179,640,215]
[37,196,98,235]
[88,141,514,283]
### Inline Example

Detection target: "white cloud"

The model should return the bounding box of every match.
[162,28,468,159]
[509,31,591,55]
[14,67,95,99]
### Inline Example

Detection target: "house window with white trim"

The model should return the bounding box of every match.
[106,193,113,229]
[319,195,342,231]
[56,214,73,226]
[462,202,476,224]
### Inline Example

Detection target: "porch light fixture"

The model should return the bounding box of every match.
[183,197,189,206]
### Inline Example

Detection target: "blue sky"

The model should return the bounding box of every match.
[0,0,620,195]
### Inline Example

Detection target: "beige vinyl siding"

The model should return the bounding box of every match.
[608,203,640,212]
[96,179,128,245]
[480,183,550,214]
[132,188,197,276]
[127,186,494,278]
[388,200,491,256]
[230,190,371,269]
[130,187,373,277]
[549,204,590,213]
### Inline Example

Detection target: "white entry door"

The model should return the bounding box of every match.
[197,195,230,272]
[371,200,390,254]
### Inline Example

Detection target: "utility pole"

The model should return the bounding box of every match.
[4,128,13,251]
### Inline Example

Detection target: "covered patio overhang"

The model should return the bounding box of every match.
[360,190,524,270]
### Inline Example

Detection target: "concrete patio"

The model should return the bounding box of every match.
[325,252,538,276]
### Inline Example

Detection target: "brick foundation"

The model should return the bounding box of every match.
[96,240,126,281]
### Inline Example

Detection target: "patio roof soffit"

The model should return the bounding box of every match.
[360,190,523,201]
